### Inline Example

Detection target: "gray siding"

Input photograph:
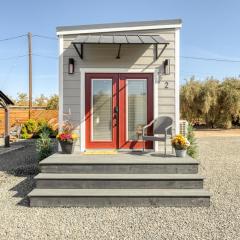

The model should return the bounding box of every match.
[62,28,177,152]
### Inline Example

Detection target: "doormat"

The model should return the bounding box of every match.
[83,150,117,155]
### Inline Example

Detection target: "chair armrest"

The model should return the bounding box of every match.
[165,125,173,137]
[142,119,155,136]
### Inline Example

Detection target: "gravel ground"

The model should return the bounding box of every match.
[0,137,240,240]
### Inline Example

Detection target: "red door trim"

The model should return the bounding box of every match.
[85,73,118,149]
[85,73,153,150]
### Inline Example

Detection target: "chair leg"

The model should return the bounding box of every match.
[142,140,145,152]
[164,140,167,156]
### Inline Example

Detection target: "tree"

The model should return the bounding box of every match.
[180,76,202,123]
[46,94,59,110]
[198,78,219,128]
[34,94,48,107]
[180,76,240,129]
[16,92,28,106]
[217,79,240,128]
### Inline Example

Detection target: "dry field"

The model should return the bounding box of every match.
[194,128,240,138]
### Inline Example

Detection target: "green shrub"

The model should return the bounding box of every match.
[25,119,38,133]
[21,119,38,138]
[21,119,57,139]
[34,119,57,138]
[20,125,30,139]
[187,124,198,159]
[36,128,53,161]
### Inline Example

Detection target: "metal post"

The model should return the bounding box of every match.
[4,106,10,147]
[28,32,32,119]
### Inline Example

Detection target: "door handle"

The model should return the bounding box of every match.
[114,106,119,114]
[113,106,119,127]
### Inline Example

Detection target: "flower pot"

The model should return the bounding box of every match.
[175,149,187,157]
[59,141,75,154]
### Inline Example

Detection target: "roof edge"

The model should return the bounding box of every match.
[56,19,182,36]
[0,91,14,106]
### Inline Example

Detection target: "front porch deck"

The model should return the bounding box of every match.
[39,152,199,174]
[41,151,197,163]
[28,152,211,207]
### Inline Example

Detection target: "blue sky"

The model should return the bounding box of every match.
[0,0,240,99]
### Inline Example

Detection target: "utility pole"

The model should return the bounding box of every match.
[28,32,32,119]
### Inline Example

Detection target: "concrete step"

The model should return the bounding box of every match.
[28,188,211,207]
[40,154,199,174]
[35,173,204,189]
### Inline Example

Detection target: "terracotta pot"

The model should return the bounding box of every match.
[59,141,75,154]
[175,149,187,157]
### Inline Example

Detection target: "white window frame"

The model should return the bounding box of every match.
[91,78,113,142]
[125,78,147,141]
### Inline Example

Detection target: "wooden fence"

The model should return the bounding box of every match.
[0,107,58,135]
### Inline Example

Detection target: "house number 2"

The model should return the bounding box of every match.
[164,81,169,89]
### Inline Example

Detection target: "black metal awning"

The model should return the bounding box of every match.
[0,91,14,109]
[72,34,169,60]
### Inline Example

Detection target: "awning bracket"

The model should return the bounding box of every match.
[73,43,83,59]
[155,43,168,60]
[116,44,122,59]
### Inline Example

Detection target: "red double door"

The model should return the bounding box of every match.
[85,73,153,149]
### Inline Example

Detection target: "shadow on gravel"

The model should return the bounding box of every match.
[0,140,58,207]
[0,140,38,172]
[10,176,36,207]
[0,140,38,207]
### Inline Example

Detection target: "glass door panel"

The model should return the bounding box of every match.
[118,73,153,149]
[85,73,117,149]
[127,80,147,140]
[92,79,112,141]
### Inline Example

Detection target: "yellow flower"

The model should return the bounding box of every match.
[72,133,78,140]
[172,134,190,149]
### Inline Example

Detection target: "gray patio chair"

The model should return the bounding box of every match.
[142,116,173,156]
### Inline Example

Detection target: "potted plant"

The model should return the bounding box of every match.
[56,121,78,154]
[171,134,190,157]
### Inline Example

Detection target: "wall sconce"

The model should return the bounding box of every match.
[68,58,75,74]
[163,59,170,75]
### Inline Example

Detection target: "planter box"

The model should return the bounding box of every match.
[175,149,187,157]
[59,141,75,154]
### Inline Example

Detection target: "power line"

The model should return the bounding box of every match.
[0,54,28,61]
[1,54,240,63]
[181,56,240,63]
[33,34,57,40]
[0,33,57,42]
[180,70,221,75]
[32,54,240,63]
[0,53,57,61]
[0,61,19,88]
[1,33,240,64]
[0,34,27,42]
[32,53,58,59]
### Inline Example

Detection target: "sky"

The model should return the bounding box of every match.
[0,0,240,99]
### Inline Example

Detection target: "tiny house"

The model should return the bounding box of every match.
[57,19,182,152]
[28,20,211,207]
